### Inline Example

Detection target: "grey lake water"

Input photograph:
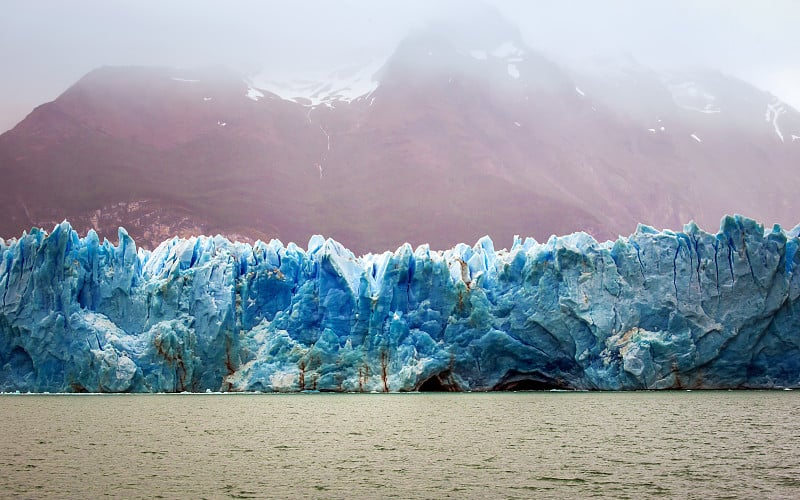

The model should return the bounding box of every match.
[1,391,799,499]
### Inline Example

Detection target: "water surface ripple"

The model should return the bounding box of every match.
[1,391,798,498]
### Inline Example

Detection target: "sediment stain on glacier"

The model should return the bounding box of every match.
[0,215,799,393]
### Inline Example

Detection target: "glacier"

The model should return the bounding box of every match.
[1,215,799,393]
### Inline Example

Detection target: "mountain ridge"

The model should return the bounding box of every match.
[1,18,798,254]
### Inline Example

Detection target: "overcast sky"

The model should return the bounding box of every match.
[1,0,799,132]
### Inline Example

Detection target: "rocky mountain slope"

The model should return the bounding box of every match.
[0,11,798,253]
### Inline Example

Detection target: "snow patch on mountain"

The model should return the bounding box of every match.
[246,87,264,102]
[766,100,787,142]
[491,41,524,59]
[668,81,721,114]
[507,64,520,79]
[248,59,384,107]
[648,120,666,133]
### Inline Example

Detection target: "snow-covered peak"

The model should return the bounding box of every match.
[248,59,384,107]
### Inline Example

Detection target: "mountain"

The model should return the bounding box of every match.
[1,11,799,253]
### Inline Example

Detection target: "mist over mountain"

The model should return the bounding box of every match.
[1,9,798,253]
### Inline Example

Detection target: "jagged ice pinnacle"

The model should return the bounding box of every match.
[1,215,799,393]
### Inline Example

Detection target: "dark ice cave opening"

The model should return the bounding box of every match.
[493,379,567,391]
[416,371,461,392]
[492,371,572,391]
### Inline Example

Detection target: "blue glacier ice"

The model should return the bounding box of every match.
[1,215,799,392]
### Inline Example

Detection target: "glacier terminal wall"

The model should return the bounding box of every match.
[0,216,799,392]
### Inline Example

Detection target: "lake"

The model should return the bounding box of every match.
[1,391,799,498]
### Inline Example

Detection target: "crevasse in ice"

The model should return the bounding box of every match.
[1,215,798,392]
